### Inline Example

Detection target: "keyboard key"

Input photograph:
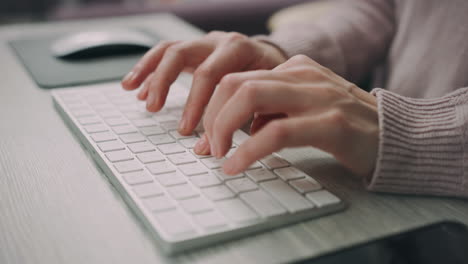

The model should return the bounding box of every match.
[98,109,121,118]
[179,138,199,149]
[111,97,135,105]
[133,182,164,198]
[133,118,158,127]
[306,190,340,208]
[260,180,314,213]
[148,134,175,145]
[190,149,212,159]
[125,111,152,120]
[154,171,186,186]
[201,157,226,169]
[105,117,129,126]
[158,143,185,155]
[114,160,143,173]
[97,140,125,152]
[247,161,263,170]
[178,162,209,176]
[240,190,287,218]
[213,169,244,181]
[169,130,196,140]
[118,104,138,113]
[160,120,179,131]
[91,131,116,142]
[123,171,154,185]
[112,125,137,135]
[146,161,176,175]
[136,151,165,164]
[153,210,196,238]
[105,149,134,162]
[260,155,290,169]
[216,199,258,224]
[180,196,213,214]
[153,114,177,123]
[245,168,277,183]
[92,103,114,111]
[232,130,249,145]
[193,210,227,230]
[128,142,155,153]
[167,152,197,165]
[289,178,322,194]
[190,173,221,188]
[226,177,258,194]
[167,184,199,200]
[274,167,307,181]
[225,147,237,158]
[78,116,101,125]
[140,126,165,136]
[144,195,176,212]
[72,108,94,117]
[119,132,146,144]
[67,102,88,110]
[84,124,108,133]
[202,185,235,201]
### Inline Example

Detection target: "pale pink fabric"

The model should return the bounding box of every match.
[266,0,468,197]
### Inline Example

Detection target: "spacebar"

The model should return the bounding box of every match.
[260,179,314,213]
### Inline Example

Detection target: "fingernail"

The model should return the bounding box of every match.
[194,136,207,154]
[123,71,135,83]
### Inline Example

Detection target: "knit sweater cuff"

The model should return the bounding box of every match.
[368,88,468,198]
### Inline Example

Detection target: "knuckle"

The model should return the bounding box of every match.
[206,30,224,37]
[220,73,240,89]
[225,32,248,43]
[292,66,317,77]
[239,81,260,101]
[194,66,215,79]
[165,44,184,57]
[289,54,311,65]
[327,108,350,134]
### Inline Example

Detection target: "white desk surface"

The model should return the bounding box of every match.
[1,14,467,264]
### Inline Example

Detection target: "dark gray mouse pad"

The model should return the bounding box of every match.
[9,30,160,89]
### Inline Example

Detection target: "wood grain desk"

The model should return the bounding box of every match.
[1,14,467,264]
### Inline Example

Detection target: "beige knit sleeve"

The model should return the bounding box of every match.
[368,88,468,198]
[266,0,395,84]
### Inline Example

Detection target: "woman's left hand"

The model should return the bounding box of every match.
[195,55,380,178]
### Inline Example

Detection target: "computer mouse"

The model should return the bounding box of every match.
[50,29,156,60]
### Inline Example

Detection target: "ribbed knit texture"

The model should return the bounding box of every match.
[369,88,468,197]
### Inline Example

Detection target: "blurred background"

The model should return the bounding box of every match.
[0,0,313,35]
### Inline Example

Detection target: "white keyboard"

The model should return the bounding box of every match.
[52,80,345,254]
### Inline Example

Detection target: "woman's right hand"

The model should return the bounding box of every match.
[121,31,287,136]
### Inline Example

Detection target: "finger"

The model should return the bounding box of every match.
[136,73,153,100]
[178,39,257,135]
[223,114,335,174]
[250,113,287,135]
[210,81,307,157]
[145,41,214,112]
[203,70,289,140]
[193,133,211,155]
[121,41,177,90]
